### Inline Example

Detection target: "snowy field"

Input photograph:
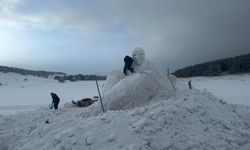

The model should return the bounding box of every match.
[1,71,250,150]
[0,72,104,115]
[183,74,250,106]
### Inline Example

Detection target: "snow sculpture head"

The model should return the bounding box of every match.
[132,47,145,66]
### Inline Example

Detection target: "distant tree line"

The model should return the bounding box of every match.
[173,53,250,77]
[0,65,66,78]
[54,74,106,82]
[0,65,107,82]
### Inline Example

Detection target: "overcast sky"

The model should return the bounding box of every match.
[0,0,250,74]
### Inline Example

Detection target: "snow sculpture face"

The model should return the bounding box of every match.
[132,47,145,66]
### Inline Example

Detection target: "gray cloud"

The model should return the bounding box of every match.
[1,0,250,73]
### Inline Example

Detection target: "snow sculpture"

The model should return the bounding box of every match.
[132,47,146,73]
[98,47,177,111]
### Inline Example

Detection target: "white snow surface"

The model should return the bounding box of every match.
[0,72,102,107]
[183,74,250,106]
[1,68,250,149]
[1,89,250,150]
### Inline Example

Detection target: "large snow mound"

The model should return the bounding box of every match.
[1,89,250,150]
[97,61,179,111]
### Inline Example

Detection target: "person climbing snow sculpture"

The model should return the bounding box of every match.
[102,47,147,95]
[123,47,145,75]
[98,47,176,111]
[123,55,134,75]
[50,92,60,110]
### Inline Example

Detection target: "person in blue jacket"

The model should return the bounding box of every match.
[50,92,60,110]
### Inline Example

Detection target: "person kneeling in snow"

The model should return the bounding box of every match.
[72,97,98,107]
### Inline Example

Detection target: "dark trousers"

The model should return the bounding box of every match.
[54,102,59,110]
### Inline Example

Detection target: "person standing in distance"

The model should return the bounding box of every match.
[50,92,60,110]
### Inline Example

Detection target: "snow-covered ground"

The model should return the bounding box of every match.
[1,71,250,150]
[183,74,250,106]
[0,105,46,116]
[0,72,104,115]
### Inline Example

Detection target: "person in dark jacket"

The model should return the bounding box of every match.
[123,55,134,75]
[50,92,60,110]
